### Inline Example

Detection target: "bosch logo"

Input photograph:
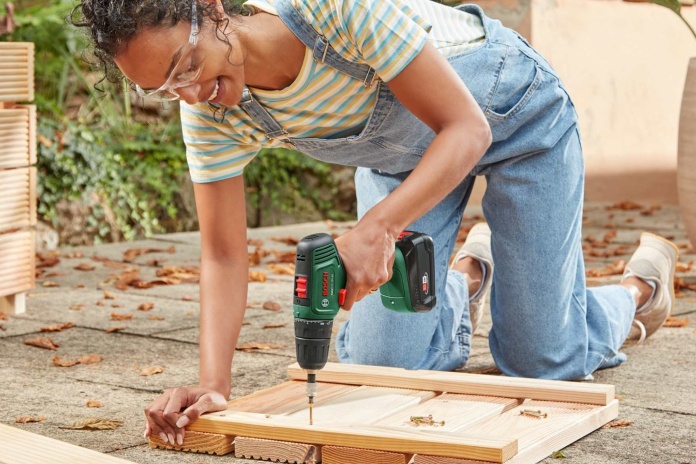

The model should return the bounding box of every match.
[322,272,329,297]
[422,272,429,294]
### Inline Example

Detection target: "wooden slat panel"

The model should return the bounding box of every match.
[0,423,137,464]
[0,167,35,231]
[287,363,614,406]
[188,411,517,462]
[0,42,34,102]
[234,437,321,463]
[0,229,34,297]
[322,445,409,464]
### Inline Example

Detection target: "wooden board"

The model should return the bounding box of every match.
[0,42,34,102]
[180,363,617,463]
[287,362,614,405]
[0,229,35,298]
[0,167,37,232]
[148,429,234,455]
[235,436,321,464]
[0,423,136,464]
[0,105,36,168]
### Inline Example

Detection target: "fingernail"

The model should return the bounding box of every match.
[177,433,183,445]
[168,433,175,445]
[159,432,168,444]
[176,416,190,428]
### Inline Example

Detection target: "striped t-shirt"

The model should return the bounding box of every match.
[182,0,485,183]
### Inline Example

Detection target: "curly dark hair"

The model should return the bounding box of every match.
[69,0,248,87]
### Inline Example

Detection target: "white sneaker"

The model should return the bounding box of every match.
[451,223,493,334]
[622,232,679,343]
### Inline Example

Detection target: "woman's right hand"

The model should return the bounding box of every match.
[144,386,228,446]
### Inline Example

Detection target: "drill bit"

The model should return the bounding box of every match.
[306,371,317,425]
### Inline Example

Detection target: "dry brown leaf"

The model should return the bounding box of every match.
[140,366,165,376]
[249,247,270,266]
[262,301,281,311]
[271,236,299,246]
[96,301,106,307]
[24,337,60,351]
[15,416,46,424]
[0,312,7,321]
[676,261,694,272]
[86,400,103,408]
[105,327,125,333]
[263,323,287,329]
[74,263,96,271]
[270,250,296,264]
[236,342,282,352]
[249,271,267,282]
[247,238,264,247]
[110,313,133,321]
[123,245,175,263]
[268,263,295,275]
[663,317,690,328]
[36,253,60,268]
[40,322,74,333]
[41,281,60,288]
[64,251,84,259]
[138,303,155,311]
[77,354,104,365]
[607,201,642,211]
[111,303,123,308]
[103,290,117,300]
[585,260,626,278]
[52,356,80,367]
[182,295,194,301]
[246,301,262,309]
[59,418,124,430]
[602,419,633,428]
[156,266,200,283]
[148,315,165,321]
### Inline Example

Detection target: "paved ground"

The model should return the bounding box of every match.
[1,201,695,464]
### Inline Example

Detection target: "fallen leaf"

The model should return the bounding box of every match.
[140,366,165,376]
[96,301,106,307]
[123,246,175,263]
[77,354,104,365]
[76,284,86,289]
[36,253,60,268]
[64,251,84,259]
[103,290,117,300]
[41,281,60,288]
[0,312,7,321]
[24,337,60,350]
[270,250,296,264]
[110,313,133,321]
[247,238,264,247]
[268,263,295,275]
[40,322,74,332]
[74,263,96,271]
[663,317,689,328]
[603,419,633,428]
[59,418,124,430]
[249,247,270,266]
[111,303,123,308]
[105,327,125,333]
[236,342,282,352]
[138,303,155,311]
[246,301,262,309]
[249,271,267,282]
[148,315,165,321]
[0,325,5,331]
[182,295,194,301]
[262,301,281,311]
[70,304,85,311]
[52,356,80,367]
[263,323,287,329]
[156,266,200,283]
[607,201,642,211]
[15,416,46,424]
[676,261,694,272]
[271,236,299,246]
[551,450,567,458]
[86,400,103,408]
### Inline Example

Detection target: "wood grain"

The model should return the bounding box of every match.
[0,42,33,102]
[287,363,614,406]
[0,230,34,298]
[235,436,321,464]
[322,445,410,464]
[0,423,137,463]
[148,430,234,455]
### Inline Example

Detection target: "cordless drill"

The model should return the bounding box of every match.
[292,231,436,424]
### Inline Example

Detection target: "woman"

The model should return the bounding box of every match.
[71,0,678,446]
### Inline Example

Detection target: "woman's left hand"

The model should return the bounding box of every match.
[334,222,397,310]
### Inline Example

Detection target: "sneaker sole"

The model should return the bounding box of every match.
[641,232,679,323]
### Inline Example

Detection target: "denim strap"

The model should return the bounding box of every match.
[238,88,295,147]
[275,0,377,87]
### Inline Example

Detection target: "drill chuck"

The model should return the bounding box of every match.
[294,318,333,371]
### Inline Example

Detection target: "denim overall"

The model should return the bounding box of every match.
[239,0,636,380]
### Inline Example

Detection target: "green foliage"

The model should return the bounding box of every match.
[648,0,696,40]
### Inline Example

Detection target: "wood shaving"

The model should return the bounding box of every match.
[602,419,633,428]
[236,342,282,352]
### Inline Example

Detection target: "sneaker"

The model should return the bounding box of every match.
[622,232,679,343]
[451,222,493,334]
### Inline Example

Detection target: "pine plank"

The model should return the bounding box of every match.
[148,430,234,455]
[287,363,614,406]
[0,229,34,298]
[413,399,619,464]
[0,292,26,315]
[322,445,410,464]
[0,423,137,464]
[187,410,517,462]
[234,437,321,464]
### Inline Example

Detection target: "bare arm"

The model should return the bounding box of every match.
[338,41,492,308]
[144,176,249,444]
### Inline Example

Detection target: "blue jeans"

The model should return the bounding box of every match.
[334,8,637,381]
